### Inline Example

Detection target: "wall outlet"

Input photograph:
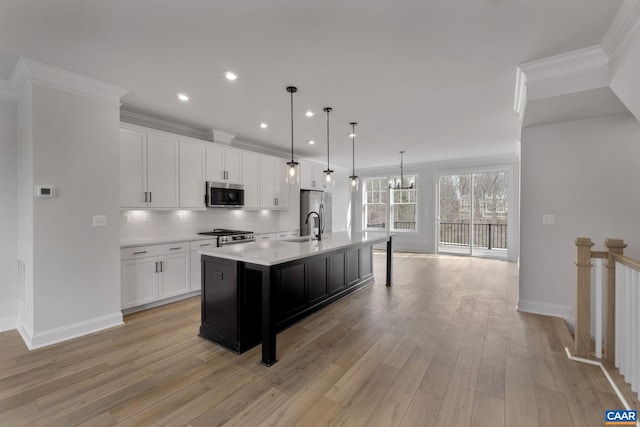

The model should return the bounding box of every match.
[542,214,555,225]
[93,215,107,227]
[122,214,132,223]
[144,213,151,223]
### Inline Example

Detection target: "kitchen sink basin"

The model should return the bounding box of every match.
[284,236,318,243]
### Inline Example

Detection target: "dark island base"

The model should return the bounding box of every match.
[199,244,375,358]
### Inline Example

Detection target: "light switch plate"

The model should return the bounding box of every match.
[93,215,107,227]
[542,214,555,225]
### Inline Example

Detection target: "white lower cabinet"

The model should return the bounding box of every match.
[190,239,217,292]
[121,257,158,308]
[120,242,191,310]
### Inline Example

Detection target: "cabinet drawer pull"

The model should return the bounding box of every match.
[133,251,147,255]
[169,247,182,250]
[261,236,269,239]
[199,243,210,247]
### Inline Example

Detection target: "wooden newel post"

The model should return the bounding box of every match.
[575,237,594,358]
[604,238,626,364]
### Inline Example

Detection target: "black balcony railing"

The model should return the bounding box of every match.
[439,222,507,249]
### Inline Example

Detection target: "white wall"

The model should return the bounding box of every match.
[519,113,640,324]
[0,96,17,331]
[16,80,124,348]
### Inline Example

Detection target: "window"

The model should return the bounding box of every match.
[391,176,418,231]
[363,178,388,229]
[362,175,418,232]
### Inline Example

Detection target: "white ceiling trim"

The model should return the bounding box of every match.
[513,67,527,122]
[210,129,237,145]
[10,57,128,105]
[601,0,640,63]
[121,110,213,141]
[0,78,15,100]
[519,45,608,86]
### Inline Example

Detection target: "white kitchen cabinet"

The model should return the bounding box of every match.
[120,241,191,310]
[121,257,158,308]
[120,128,147,208]
[190,238,217,291]
[276,230,300,240]
[259,156,290,209]
[300,160,327,191]
[158,251,190,299]
[241,153,260,209]
[147,134,180,208]
[206,145,242,184]
[120,127,179,208]
[255,232,277,241]
[179,140,206,209]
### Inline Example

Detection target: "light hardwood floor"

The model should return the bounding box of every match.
[1,252,638,426]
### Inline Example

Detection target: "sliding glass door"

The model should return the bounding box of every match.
[437,170,509,258]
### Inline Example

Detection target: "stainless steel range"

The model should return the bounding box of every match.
[198,229,255,246]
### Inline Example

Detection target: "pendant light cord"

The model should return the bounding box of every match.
[290,90,294,162]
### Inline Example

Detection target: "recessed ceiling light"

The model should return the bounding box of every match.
[308,139,315,145]
[177,93,189,102]
[260,122,268,129]
[305,110,314,117]
[225,71,238,81]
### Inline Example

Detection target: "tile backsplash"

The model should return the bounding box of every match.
[120,209,284,241]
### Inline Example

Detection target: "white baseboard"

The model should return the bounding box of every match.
[517,298,575,328]
[18,312,124,350]
[0,316,17,333]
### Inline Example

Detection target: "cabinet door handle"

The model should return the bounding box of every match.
[155,261,159,273]
[149,192,152,203]
[160,261,164,272]
[133,251,147,255]
[169,247,181,250]
[144,192,148,203]
[199,243,210,247]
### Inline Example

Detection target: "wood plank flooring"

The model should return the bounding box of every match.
[1,252,638,426]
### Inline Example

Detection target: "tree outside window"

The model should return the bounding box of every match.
[362,176,418,231]
[363,178,387,229]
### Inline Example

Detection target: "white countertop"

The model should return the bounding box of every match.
[199,231,391,266]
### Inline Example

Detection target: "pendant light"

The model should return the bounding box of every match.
[389,151,415,189]
[349,122,359,192]
[323,107,334,189]
[285,86,300,184]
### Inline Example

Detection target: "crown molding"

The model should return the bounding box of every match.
[120,110,214,141]
[10,57,127,104]
[231,138,290,158]
[0,78,15,100]
[519,45,608,86]
[513,67,527,121]
[208,128,236,145]
[601,0,640,63]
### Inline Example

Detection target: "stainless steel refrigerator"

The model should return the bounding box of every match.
[300,190,332,237]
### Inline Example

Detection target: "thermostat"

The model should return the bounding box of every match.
[34,185,55,198]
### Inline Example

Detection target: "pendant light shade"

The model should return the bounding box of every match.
[349,122,359,192]
[389,151,415,189]
[285,86,300,184]
[323,107,334,189]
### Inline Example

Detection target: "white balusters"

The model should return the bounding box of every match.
[614,262,640,397]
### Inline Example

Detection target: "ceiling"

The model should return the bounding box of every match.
[0,0,623,169]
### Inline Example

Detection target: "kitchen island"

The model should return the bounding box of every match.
[199,231,393,366]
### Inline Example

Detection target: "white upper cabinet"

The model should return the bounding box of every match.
[260,156,277,209]
[206,145,242,184]
[259,156,290,210]
[147,134,180,208]
[120,127,179,208]
[179,140,206,209]
[242,153,260,209]
[300,160,327,191]
[120,128,147,208]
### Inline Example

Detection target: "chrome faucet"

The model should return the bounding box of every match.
[305,210,322,241]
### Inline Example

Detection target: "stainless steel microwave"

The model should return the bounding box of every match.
[205,182,244,208]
